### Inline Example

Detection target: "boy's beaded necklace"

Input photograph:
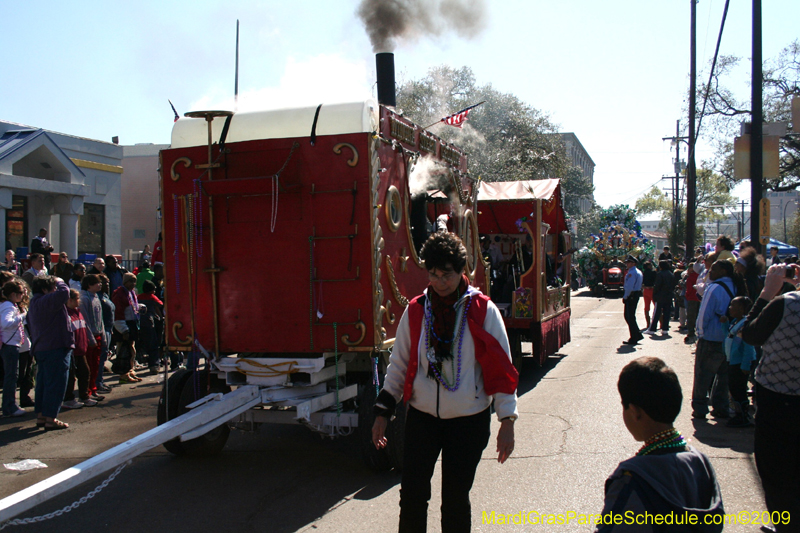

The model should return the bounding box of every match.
[636,428,687,456]
[424,293,472,392]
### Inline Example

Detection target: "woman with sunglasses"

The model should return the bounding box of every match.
[372,232,519,532]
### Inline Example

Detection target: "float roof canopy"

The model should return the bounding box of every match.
[478,179,559,202]
[477,179,566,235]
[171,100,379,149]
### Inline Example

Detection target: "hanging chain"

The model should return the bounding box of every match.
[0,461,131,531]
[373,356,380,397]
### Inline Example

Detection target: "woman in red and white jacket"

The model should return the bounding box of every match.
[372,232,518,532]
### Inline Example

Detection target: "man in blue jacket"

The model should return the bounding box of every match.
[691,260,737,419]
[622,255,644,345]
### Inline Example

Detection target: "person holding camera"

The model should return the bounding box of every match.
[740,262,800,531]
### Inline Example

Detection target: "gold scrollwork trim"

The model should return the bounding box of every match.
[462,209,481,278]
[172,321,193,345]
[385,185,402,232]
[384,299,396,324]
[341,320,367,346]
[333,143,359,167]
[385,255,409,307]
[171,157,192,182]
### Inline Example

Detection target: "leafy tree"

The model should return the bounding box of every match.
[561,166,595,216]
[788,210,800,250]
[396,65,572,183]
[698,40,800,191]
[635,166,735,250]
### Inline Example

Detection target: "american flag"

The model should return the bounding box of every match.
[441,101,484,128]
[169,100,180,123]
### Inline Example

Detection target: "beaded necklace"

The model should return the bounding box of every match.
[424,293,472,392]
[636,428,687,456]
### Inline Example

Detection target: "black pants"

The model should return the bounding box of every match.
[18,350,33,400]
[754,384,800,532]
[728,363,749,406]
[623,293,642,341]
[64,353,90,401]
[651,301,672,330]
[400,406,491,533]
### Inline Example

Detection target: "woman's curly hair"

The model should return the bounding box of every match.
[420,232,467,273]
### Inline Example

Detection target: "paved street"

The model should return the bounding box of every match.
[0,289,766,532]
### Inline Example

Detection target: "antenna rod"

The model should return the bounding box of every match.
[235,19,240,111]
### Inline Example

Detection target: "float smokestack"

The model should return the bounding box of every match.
[376,52,396,107]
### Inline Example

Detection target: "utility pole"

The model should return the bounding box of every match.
[686,0,698,261]
[662,121,687,252]
[750,0,763,254]
[739,199,749,242]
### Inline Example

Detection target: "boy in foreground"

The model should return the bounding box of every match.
[596,357,724,532]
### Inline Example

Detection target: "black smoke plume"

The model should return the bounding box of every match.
[357,0,488,52]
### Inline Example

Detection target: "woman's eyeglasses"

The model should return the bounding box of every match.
[428,271,459,283]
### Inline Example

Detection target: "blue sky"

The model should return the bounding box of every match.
[2,0,798,208]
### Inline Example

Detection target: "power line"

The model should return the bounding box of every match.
[696,0,731,141]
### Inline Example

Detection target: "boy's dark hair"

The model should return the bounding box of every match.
[618,356,682,423]
[771,246,779,252]
[731,295,753,314]
[29,253,43,263]
[81,274,100,290]
[716,235,735,251]
[420,232,467,273]
[142,280,156,294]
[643,261,653,270]
[31,276,58,295]
[658,260,671,271]
[69,288,80,300]
[712,259,734,278]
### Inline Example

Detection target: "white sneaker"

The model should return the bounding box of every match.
[82,398,98,407]
[642,329,656,335]
[7,408,26,417]
[62,400,84,409]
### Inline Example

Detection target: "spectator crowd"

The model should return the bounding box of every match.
[619,234,800,531]
[0,245,165,431]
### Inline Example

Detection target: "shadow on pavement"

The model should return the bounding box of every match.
[517,352,567,397]
[12,423,399,533]
[689,418,755,454]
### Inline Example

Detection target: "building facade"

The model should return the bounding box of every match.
[120,144,168,256]
[765,189,799,243]
[0,121,123,259]
[558,133,595,213]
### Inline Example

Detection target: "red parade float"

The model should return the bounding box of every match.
[155,54,570,465]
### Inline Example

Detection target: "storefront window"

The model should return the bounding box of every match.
[5,196,27,254]
[79,203,105,255]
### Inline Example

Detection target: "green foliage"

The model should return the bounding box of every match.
[698,40,800,192]
[634,166,735,251]
[396,65,572,182]
[787,211,800,249]
[561,166,595,216]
